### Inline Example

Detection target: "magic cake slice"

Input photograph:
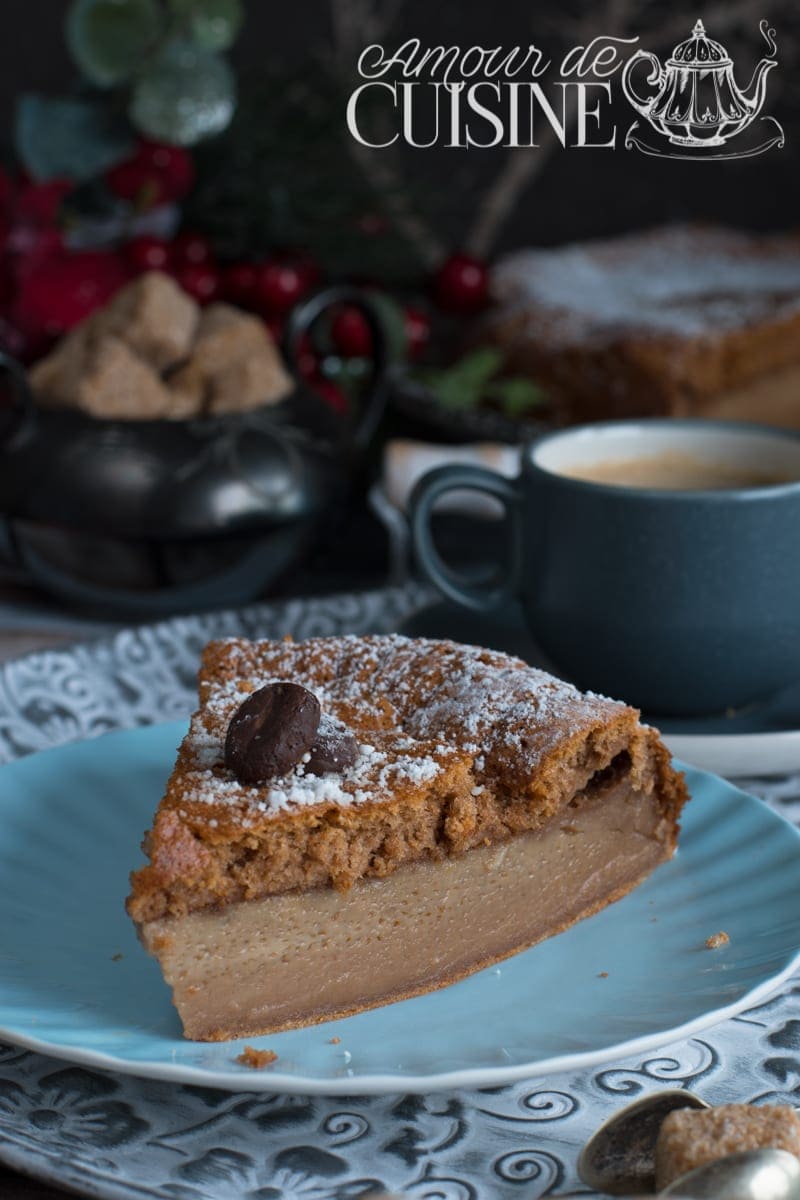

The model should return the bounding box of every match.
[127,635,688,1041]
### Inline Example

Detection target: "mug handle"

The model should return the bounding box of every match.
[408,463,522,611]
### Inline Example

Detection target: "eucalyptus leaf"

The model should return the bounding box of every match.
[487,376,545,416]
[417,348,546,416]
[66,0,162,86]
[15,93,135,182]
[169,0,243,51]
[130,39,236,145]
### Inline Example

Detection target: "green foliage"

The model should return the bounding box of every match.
[66,0,162,86]
[169,0,243,50]
[130,38,236,145]
[61,0,242,150]
[416,348,546,417]
[15,94,135,181]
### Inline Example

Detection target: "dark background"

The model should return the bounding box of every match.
[2,0,798,254]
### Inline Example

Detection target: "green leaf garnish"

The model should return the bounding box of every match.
[416,348,546,418]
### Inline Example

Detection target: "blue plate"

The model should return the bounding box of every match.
[2,721,800,1095]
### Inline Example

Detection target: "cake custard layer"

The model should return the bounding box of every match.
[141,769,673,1040]
[127,635,688,1040]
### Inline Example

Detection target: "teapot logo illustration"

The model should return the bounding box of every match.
[622,19,784,159]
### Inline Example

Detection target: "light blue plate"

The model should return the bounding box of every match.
[2,721,800,1095]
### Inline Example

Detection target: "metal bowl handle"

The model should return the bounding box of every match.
[283,286,390,452]
[0,351,36,448]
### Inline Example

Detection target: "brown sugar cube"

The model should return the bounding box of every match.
[96,271,199,370]
[28,323,93,407]
[655,1105,800,1189]
[75,336,175,419]
[165,360,207,419]
[206,349,292,414]
[180,302,292,414]
[190,303,270,370]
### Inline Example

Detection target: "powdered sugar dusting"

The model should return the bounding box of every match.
[176,634,626,826]
[491,225,800,347]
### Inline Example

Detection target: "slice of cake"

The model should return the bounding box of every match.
[127,635,688,1041]
[484,224,800,428]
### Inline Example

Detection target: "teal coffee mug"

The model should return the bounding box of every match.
[408,420,800,715]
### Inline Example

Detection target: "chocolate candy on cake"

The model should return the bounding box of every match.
[306,718,359,775]
[224,682,320,784]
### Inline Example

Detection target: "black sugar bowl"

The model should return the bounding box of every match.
[0,287,389,618]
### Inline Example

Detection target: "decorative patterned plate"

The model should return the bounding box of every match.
[1,586,800,1199]
[3,725,800,1093]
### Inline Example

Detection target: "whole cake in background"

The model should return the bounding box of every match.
[28,271,293,421]
[483,225,800,429]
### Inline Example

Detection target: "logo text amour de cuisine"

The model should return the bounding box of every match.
[346,22,784,159]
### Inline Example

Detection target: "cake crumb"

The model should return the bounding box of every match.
[705,931,730,949]
[236,1046,278,1068]
[328,1036,341,1044]
[655,1104,800,1189]
[598,971,609,978]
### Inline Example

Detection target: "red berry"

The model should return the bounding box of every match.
[138,140,194,199]
[172,232,212,267]
[403,305,431,360]
[222,262,258,307]
[255,261,311,315]
[433,253,489,314]
[106,139,194,209]
[13,251,129,339]
[126,236,172,273]
[175,264,220,305]
[293,254,321,291]
[331,305,372,358]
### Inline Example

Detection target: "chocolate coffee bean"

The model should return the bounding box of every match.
[306,727,359,775]
[225,682,321,785]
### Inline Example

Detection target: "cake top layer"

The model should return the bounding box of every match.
[490,225,800,348]
[171,633,631,832]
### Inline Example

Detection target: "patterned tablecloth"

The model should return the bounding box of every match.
[1,585,799,1200]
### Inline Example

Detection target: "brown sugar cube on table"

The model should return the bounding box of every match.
[655,1104,800,1189]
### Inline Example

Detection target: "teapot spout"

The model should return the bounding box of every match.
[740,56,776,119]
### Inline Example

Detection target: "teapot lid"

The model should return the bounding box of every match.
[668,19,732,68]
